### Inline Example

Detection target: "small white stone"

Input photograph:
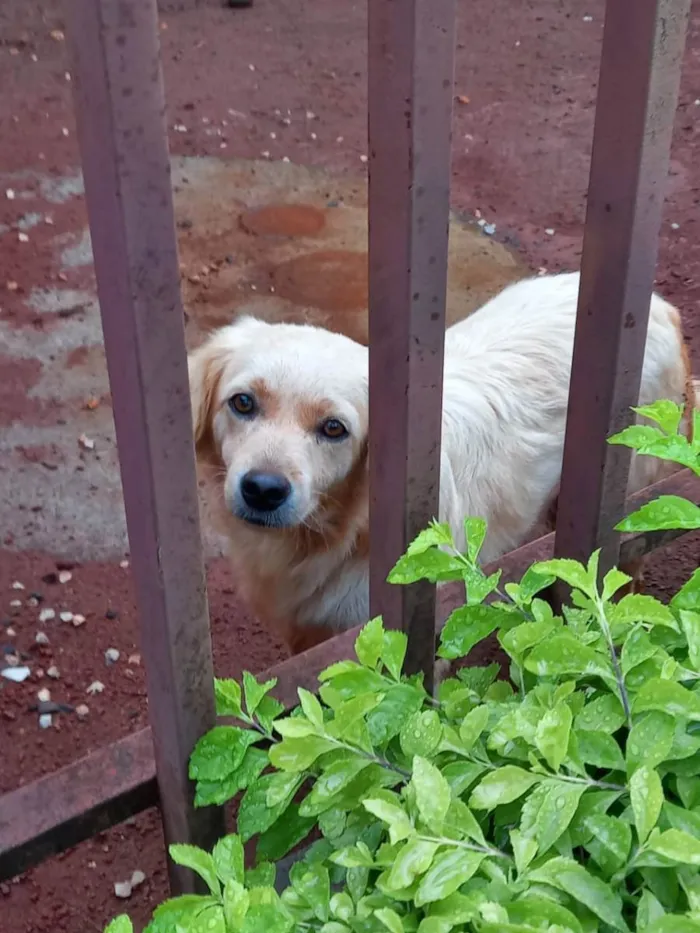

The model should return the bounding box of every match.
[5,188,15,200]
[1,666,30,683]
[61,127,70,137]
[119,559,130,569]
[59,611,74,623]
[310,132,317,140]
[269,131,277,139]
[248,63,256,71]
[58,570,72,584]
[11,581,25,590]
[39,713,53,729]
[18,232,29,243]
[261,150,270,159]
[306,111,316,120]
[282,156,290,163]
[76,703,90,719]
[582,14,593,21]
[37,687,51,702]
[78,434,95,451]
[671,222,680,230]
[130,870,146,888]
[359,154,368,163]
[35,632,50,645]
[87,680,105,694]
[545,228,555,236]
[105,648,120,664]
[336,136,344,143]
[47,665,60,679]
[10,599,22,608]
[39,608,56,623]
[72,614,86,627]
[114,881,133,899]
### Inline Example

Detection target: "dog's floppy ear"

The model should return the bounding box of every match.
[188,335,228,465]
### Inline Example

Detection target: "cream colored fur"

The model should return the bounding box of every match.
[189,271,693,653]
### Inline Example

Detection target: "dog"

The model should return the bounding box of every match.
[189,271,694,655]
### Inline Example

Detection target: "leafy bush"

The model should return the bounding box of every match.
[107,401,699,933]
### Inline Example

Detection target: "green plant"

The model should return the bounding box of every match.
[106,401,700,933]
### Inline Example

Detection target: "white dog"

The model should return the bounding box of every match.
[189,272,693,655]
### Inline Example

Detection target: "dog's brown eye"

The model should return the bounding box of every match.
[229,393,255,416]
[320,418,348,440]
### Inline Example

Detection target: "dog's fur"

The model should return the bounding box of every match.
[189,272,694,654]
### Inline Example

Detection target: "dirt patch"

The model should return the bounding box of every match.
[240,203,326,237]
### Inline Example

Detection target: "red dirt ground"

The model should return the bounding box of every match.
[1,0,699,931]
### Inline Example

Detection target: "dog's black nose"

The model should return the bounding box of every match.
[240,471,291,512]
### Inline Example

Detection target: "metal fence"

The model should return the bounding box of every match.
[0,0,697,898]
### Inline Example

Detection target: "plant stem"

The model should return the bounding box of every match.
[416,832,511,862]
[593,596,633,729]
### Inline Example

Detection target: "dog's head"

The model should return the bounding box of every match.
[188,317,369,533]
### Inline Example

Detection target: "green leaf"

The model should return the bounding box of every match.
[633,678,700,720]
[189,727,259,781]
[244,862,275,889]
[458,705,490,753]
[366,684,424,746]
[414,849,485,906]
[290,862,330,922]
[524,634,612,682]
[528,857,628,931]
[381,629,408,681]
[269,735,336,771]
[645,919,700,933]
[534,703,572,771]
[630,765,663,844]
[531,780,586,854]
[169,844,220,896]
[241,904,291,933]
[152,894,219,926]
[388,549,465,585]
[406,521,454,556]
[194,747,268,808]
[355,617,384,669]
[265,772,304,808]
[663,801,700,839]
[636,889,666,930]
[238,772,302,843]
[223,880,250,932]
[308,757,372,805]
[633,399,684,435]
[626,712,674,773]
[412,756,451,827]
[510,828,538,875]
[439,604,517,660]
[469,766,540,811]
[212,834,244,885]
[256,803,315,862]
[650,829,700,865]
[297,688,325,730]
[518,566,557,603]
[464,517,487,563]
[584,813,631,875]
[616,496,700,533]
[362,798,413,845]
[621,627,660,677]
[531,558,593,596]
[385,838,439,891]
[442,760,487,797]
[499,620,557,663]
[446,797,486,845]
[375,908,404,933]
[576,730,625,771]
[243,671,277,717]
[255,695,283,733]
[329,893,354,922]
[681,610,700,671]
[400,710,443,758]
[215,678,243,718]
[105,919,133,933]
[456,664,500,697]
[192,906,227,933]
[672,569,700,613]
[613,594,679,630]
[507,896,583,933]
[575,694,626,732]
[677,776,700,810]
[602,568,632,602]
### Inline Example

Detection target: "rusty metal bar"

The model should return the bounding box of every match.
[0,731,159,882]
[65,0,223,893]
[367,0,457,689]
[3,466,696,881]
[554,0,691,573]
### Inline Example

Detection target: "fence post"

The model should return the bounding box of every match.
[554,0,691,573]
[66,0,224,892]
[367,0,457,689]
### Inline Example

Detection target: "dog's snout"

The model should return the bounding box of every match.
[240,470,292,512]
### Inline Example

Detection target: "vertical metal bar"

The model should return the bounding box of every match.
[66,0,223,893]
[368,0,457,689]
[554,0,690,573]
